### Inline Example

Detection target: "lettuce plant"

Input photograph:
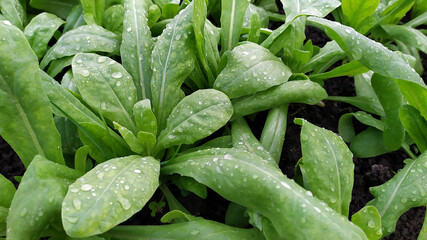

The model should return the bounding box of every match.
[0,0,425,239]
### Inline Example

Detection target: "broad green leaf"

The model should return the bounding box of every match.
[30,0,79,19]
[260,105,288,163]
[109,219,264,239]
[382,24,427,54]
[232,118,276,167]
[296,119,354,216]
[40,25,120,69]
[327,96,385,116]
[46,56,74,78]
[302,41,346,74]
[214,42,292,99]
[232,80,327,118]
[64,4,86,33]
[220,0,250,53]
[54,116,82,155]
[103,5,124,35]
[81,0,105,25]
[400,105,427,153]
[121,0,153,100]
[7,155,81,240]
[151,3,195,132]
[24,12,65,59]
[351,206,382,240]
[0,21,64,167]
[309,60,369,82]
[133,99,157,135]
[371,73,404,150]
[342,0,380,31]
[280,0,340,21]
[155,89,233,153]
[0,174,15,208]
[369,152,427,236]
[162,148,368,239]
[72,53,138,133]
[40,71,131,161]
[338,111,384,142]
[62,155,160,238]
[307,17,424,87]
[0,0,25,29]
[350,127,390,158]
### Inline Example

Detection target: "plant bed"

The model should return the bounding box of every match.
[0,0,426,239]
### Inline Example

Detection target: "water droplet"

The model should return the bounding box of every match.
[98,56,107,63]
[301,217,306,223]
[127,27,132,32]
[66,216,78,223]
[112,72,122,79]
[73,199,81,210]
[345,29,351,34]
[97,172,105,180]
[190,229,200,235]
[81,184,92,191]
[124,185,130,190]
[70,188,79,193]
[175,34,181,40]
[100,102,107,110]
[118,198,131,210]
[368,220,375,228]
[3,20,12,25]
[81,69,90,77]
[20,208,27,217]
[115,81,121,87]
[134,169,141,173]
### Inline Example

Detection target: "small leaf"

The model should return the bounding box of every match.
[137,131,156,156]
[80,0,105,25]
[24,12,65,59]
[296,118,354,216]
[220,0,250,53]
[62,155,160,238]
[350,127,390,158]
[114,122,143,154]
[214,42,292,99]
[400,105,427,152]
[47,56,74,78]
[369,152,427,236]
[72,53,138,133]
[103,5,124,35]
[7,156,81,240]
[351,206,382,240]
[40,24,120,69]
[231,80,327,118]
[327,96,384,116]
[302,41,346,74]
[341,0,380,31]
[133,99,157,135]
[338,111,384,142]
[155,89,233,152]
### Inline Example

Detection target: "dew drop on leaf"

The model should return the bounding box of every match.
[112,72,123,79]
[81,184,92,191]
[81,69,90,77]
[73,199,81,210]
[190,229,200,235]
[118,197,131,210]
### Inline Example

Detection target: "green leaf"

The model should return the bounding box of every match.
[114,122,144,154]
[302,40,346,74]
[351,206,382,240]
[232,118,276,167]
[342,0,380,31]
[72,53,138,133]
[231,80,327,119]
[121,0,153,100]
[338,111,384,142]
[24,12,65,59]
[0,206,7,236]
[30,0,79,19]
[280,0,340,21]
[81,0,105,25]
[147,4,161,27]
[225,202,249,228]
[0,21,64,167]
[400,105,427,153]
[243,4,269,29]
[0,0,25,29]
[307,17,424,87]
[54,116,82,155]
[309,60,369,82]
[155,89,233,153]
[369,152,427,236]
[152,0,178,9]
[220,0,250,53]
[396,79,427,124]
[46,56,74,78]
[382,24,427,54]
[204,20,221,79]
[350,127,390,158]
[327,96,384,116]
[109,218,264,239]
[64,4,86,33]
[260,105,288,163]
[162,148,368,239]
[171,175,207,199]
[62,155,160,238]
[214,42,292,99]
[40,25,120,69]
[295,119,354,216]
[371,73,404,151]
[7,155,81,240]
[74,145,90,173]
[137,131,156,156]
[0,174,15,208]
[151,3,195,132]
[247,11,261,43]
[103,5,124,35]
[133,99,157,135]
[406,11,427,28]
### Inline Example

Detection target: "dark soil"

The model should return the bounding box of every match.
[1,8,426,240]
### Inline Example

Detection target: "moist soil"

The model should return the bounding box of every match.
[1,13,426,240]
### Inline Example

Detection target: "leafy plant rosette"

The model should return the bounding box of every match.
[0,0,426,239]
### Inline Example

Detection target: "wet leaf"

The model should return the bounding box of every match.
[351,206,382,240]
[280,0,340,21]
[400,105,427,152]
[220,0,250,53]
[62,155,160,238]
[133,99,157,135]
[260,105,288,163]
[0,0,25,29]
